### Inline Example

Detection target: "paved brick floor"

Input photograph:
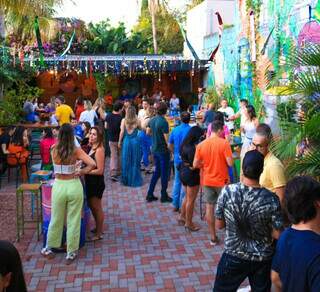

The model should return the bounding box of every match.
[0,163,228,291]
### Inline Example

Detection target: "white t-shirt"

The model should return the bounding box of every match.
[170,98,180,109]
[237,107,246,127]
[50,115,58,126]
[79,110,97,127]
[138,108,147,120]
[218,106,235,130]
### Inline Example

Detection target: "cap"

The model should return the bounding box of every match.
[242,150,264,180]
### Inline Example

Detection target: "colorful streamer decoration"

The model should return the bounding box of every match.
[162,0,199,61]
[60,30,76,57]
[208,12,223,62]
[177,22,200,61]
[261,27,274,55]
[250,11,256,62]
[315,0,320,23]
[34,16,45,67]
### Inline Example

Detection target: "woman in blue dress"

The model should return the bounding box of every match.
[118,106,143,187]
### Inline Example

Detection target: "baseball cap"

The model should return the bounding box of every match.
[242,150,264,180]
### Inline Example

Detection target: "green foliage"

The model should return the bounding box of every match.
[270,45,320,178]
[133,4,184,54]
[205,86,220,109]
[0,85,43,126]
[187,0,205,10]
[0,47,36,91]
[81,20,151,54]
[246,0,262,12]
[276,99,296,122]
[94,73,106,98]
[221,84,237,110]
[3,0,63,42]
[252,87,264,121]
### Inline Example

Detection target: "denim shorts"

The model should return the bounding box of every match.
[214,252,272,292]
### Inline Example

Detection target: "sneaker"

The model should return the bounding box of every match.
[146,195,158,202]
[65,252,77,265]
[41,247,55,259]
[161,196,173,203]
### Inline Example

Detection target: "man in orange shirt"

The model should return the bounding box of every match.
[193,120,233,245]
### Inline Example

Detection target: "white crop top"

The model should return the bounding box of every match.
[53,163,76,175]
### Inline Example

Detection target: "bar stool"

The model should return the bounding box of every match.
[16,183,42,241]
[29,170,52,217]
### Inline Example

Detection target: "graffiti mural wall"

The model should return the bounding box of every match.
[204,0,320,107]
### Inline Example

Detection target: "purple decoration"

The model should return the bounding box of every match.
[298,21,320,46]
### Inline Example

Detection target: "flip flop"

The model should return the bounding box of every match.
[177,218,186,226]
[90,228,105,234]
[86,235,104,242]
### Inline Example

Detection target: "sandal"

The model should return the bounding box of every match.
[65,252,77,265]
[86,235,104,242]
[185,225,201,232]
[41,247,55,259]
[177,218,186,226]
[90,228,105,235]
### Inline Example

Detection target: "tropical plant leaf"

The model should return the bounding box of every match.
[286,149,320,177]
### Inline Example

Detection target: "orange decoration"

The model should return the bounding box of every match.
[104,95,113,105]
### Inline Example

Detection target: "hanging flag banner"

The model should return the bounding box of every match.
[34,16,45,67]
[315,0,320,22]
[60,30,76,57]
[209,12,223,62]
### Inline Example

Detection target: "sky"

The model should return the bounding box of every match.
[55,0,187,29]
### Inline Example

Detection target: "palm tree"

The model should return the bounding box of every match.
[148,0,159,54]
[270,45,320,178]
[0,0,63,40]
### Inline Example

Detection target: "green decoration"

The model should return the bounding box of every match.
[315,0,320,22]
[34,16,45,67]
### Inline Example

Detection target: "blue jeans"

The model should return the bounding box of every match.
[139,131,152,167]
[147,152,170,198]
[213,253,272,292]
[172,163,185,209]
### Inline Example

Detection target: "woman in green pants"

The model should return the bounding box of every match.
[41,124,96,264]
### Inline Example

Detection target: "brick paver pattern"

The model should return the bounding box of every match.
[0,160,227,291]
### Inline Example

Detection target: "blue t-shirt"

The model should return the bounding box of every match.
[272,227,320,292]
[168,123,191,165]
[119,94,133,101]
[203,110,216,127]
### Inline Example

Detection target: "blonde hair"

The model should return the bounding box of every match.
[84,100,93,110]
[93,97,105,110]
[125,106,138,129]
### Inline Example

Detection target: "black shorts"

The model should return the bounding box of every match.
[85,175,105,199]
[179,165,200,187]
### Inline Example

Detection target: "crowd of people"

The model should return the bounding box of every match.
[0,88,319,291]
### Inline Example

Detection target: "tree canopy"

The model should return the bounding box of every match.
[132,1,184,54]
